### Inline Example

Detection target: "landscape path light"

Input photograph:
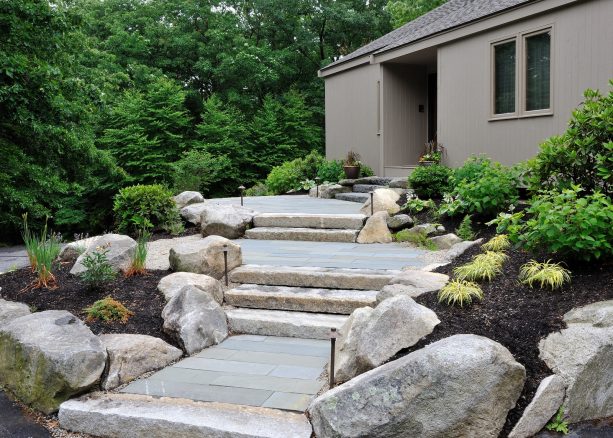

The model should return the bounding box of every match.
[238,185,246,206]
[222,244,229,286]
[315,177,321,198]
[329,327,339,387]
[369,191,374,216]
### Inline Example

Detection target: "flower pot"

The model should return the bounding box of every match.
[343,165,360,179]
[419,161,435,167]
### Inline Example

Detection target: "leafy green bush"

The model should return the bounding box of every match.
[518,186,613,261]
[529,84,612,197]
[402,197,436,215]
[359,165,375,177]
[85,296,134,323]
[171,150,232,196]
[316,159,344,182]
[79,245,117,290]
[113,185,182,235]
[244,182,270,196]
[408,165,452,199]
[265,151,325,194]
[440,159,518,217]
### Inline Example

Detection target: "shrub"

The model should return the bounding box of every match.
[244,182,270,196]
[456,215,475,240]
[440,158,518,217]
[519,260,571,290]
[125,230,149,277]
[454,251,508,282]
[316,159,344,183]
[438,280,484,307]
[402,197,436,215]
[529,84,612,197]
[408,165,452,199]
[171,150,233,196]
[79,245,117,290]
[482,234,511,252]
[518,186,613,261]
[451,155,493,185]
[394,229,437,250]
[266,151,325,194]
[360,164,375,177]
[113,184,181,235]
[85,296,134,323]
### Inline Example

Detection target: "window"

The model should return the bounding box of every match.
[491,27,553,119]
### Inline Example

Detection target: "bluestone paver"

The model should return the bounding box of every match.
[262,392,314,411]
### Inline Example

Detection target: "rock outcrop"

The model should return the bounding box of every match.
[169,236,242,279]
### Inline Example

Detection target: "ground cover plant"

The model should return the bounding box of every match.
[437,280,483,307]
[393,229,437,250]
[85,296,134,323]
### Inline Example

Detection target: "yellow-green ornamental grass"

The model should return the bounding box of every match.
[482,234,511,252]
[453,251,508,282]
[438,280,484,307]
[519,260,571,290]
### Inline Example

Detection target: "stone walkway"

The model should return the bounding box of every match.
[0,245,29,274]
[0,390,50,438]
[122,335,329,412]
[206,195,362,215]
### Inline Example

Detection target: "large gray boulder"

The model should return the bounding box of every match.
[356,211,392,244]
[386,214,414,231]
[59,235,102,263]
[539,300,613,422]
[386,270,449,296]
[376,283,429,304]
[173,191,204,209]
[0,298,30,326]
[0,310,107,413]
[429,233,462,250]
[200,204,256,239]
[99,334,182,390]
[70,234,136,276]
[309,183,351,199]
[309,334,526,438]
[335,295,439,382]
[444,238,483,261]
[180,202,208,225]
[360,188,401,216]
[162,285,228,355]
[169,236,242,279]
[509,375,566,438]
[157,272,224,304]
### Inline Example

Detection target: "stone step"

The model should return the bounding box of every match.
[353,176,394,185]
[334,192,370,203]
[229,265,399,290]
[245,227,358,243]
[253,213,365,230]
[226,308,347,339]
[225,284,377,314]
[352,184,385,193]
[59,393,312,438]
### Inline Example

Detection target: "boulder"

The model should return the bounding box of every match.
[405,223,437,238]
[539,300,613,422]
[360,188,400,216]
[308,183,351,199]
[70,234,136,276]
[0,310,107,413]
[353,176,393,186]
[309,334,526,438]
[444,238,483,261]
[335,295,439,382]
[338,179,356,187]
[356,211,392,244]
[0,299,31,326]
[179,202,208,225]
[59,235,102,262]
[173,191,205,209]
[169,236,242,279]
[430,233,462,250]
[162,285,228,355]
[157,272,224,304]
[386,214,414,231]
[99,334,182,390]
[509,375,566,438]
[376,283,428,304]
[389,177,408,189]
[387,270,449,295]
[200,204,256,239]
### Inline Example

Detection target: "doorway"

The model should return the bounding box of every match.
[428,73,437,141]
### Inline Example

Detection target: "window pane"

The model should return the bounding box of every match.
[526,31,551,111]
[494,41,516,114]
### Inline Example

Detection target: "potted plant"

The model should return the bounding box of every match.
[343,150,361,179]
[419,139,445,166]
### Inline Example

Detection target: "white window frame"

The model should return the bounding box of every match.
[490,24,554,121]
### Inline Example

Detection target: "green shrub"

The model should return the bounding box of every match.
[79,245,117,290]
[456,215,475,240]
[359,164,375,177]
[85,296,134,323]
[244,182,270,196]
[529,84,612,197]
[518,186,613,261]
[451,155,493,185]
[113,185,181,235]
[265,151,325,194]
[408,164,452,199]
[316,159,344,183]
[440,158,518,217]
[519,260,571,290]
[171,150,232,196]
[438,280,484,307]
[402,197,436,215]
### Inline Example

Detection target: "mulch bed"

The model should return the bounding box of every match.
[396,225,613,436]
[0,262,178,349]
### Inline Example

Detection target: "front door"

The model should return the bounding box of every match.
[428,73,437,141]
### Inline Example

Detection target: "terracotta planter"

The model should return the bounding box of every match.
[343,165,360,179]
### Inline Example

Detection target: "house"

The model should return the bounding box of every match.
[319,0,613,176]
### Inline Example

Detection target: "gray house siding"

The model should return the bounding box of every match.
[438,0,613,167]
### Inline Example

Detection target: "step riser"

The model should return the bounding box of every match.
[334,193,369,203]
[245,228,358,243]
[253,214,365,230]
[352,184,386,193]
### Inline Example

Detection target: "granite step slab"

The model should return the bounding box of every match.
[229,264,399,290]
[226,308,347,339]
[245,227,358,243]
[334,192,370,203]
[252,213,365,230]
[59,393,312,438]
[352,184,385,193]
[225,284,377,314]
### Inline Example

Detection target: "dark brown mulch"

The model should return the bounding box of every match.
[149,224,199,242]
[396,236,613,437]
[0,263,178,349]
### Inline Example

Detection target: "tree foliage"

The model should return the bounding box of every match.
[386,0,447,29]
